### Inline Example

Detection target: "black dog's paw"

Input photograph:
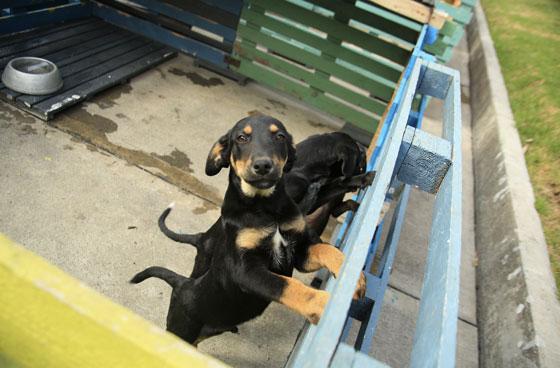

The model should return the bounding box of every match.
[331,200,360,217]
[362,171,376,187]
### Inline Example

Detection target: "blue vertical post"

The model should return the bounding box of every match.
[409,61,462,368]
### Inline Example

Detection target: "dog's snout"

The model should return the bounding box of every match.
[252,158,273,176]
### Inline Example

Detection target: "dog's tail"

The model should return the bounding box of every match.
[158,203,203,247]
[130,266,188,289]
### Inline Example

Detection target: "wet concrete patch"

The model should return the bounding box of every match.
[95,84,133,109]
[154,148,193,173]
[57,105,222,205]
[192,200,218,214]
[18,125,37,135]
[168,67,224,87]
[0,103,37,125]
[306,119,328,128]
[266,98,287,110]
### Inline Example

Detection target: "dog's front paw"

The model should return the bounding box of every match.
[361,171,376,187]
[353,272,367,300]
[306,290,329,324]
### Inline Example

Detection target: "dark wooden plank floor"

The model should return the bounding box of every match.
[0,17,177,120]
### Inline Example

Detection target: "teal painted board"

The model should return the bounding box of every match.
[410,60,462,368]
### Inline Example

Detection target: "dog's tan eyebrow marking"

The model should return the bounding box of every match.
[280,216,306,233]
[243,125,253,134]
[236,227,275,249]
[269,124,279,133]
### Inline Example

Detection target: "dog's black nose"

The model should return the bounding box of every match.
[252,159,273,176]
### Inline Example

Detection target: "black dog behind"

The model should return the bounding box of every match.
[131,116,366,345]
[159,131,374,278]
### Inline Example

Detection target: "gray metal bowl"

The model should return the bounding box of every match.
[2,57,63,95]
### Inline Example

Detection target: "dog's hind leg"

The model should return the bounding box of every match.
[166,297,203,345]
[159,204,203,247]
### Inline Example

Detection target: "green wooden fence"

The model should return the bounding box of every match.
[231,0,425,133]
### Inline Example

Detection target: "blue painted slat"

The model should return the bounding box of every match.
[330,343,356,368]
[352,350,390,368]
[0,2,91,34]
[410,61,462,368]
[129,0,237,43]
[288,27,429,368]
[290,58,423,368]
[356,185,411,352]
[91,1,228,69]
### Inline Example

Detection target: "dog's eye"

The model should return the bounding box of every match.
[276,133,286,141]
[236,134,249,143]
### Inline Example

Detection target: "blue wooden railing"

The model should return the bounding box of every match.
[287,26,462,368]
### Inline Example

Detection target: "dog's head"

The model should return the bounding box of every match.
[206,115,296,191]
[333,133,367,178]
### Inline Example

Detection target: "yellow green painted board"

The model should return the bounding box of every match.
[0,234,228,368]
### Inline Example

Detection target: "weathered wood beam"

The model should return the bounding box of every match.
[366,0,450,29]
[397,125,452,194]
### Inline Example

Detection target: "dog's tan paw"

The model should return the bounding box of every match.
[306,290,329,324]
[353,272,367,300]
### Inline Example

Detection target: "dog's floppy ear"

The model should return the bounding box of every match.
[283,132,297,173]
[339,146,361,178]
[206,131,231,176]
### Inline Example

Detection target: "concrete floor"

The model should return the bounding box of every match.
[0,37,477,367]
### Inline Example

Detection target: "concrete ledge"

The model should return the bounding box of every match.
[468,4,560,367]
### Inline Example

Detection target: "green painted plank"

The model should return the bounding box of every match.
[248,0,410,65]
[235,59,379,132]
[435,1,473,25]
[355,1,422,31]
[242,7,402,82]
[237,23,396,100]
[234,42,388,115]
[307,0,419,44]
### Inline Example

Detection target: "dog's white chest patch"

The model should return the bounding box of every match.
[272,227,288,265]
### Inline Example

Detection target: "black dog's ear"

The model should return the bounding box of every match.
[283,132,297,173]
[339,146,361,178]
[205,131,231,176]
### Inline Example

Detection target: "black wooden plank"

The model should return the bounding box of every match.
[95,0,232,51]
[0,18,104,58]
[0,32,138,92]
[0,17,96,45]
[17,41,163,106]
[34,47,176,119]
[161,0,239,28]
[0,26,118,69]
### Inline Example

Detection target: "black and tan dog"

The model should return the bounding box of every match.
[159,131,374,278]
[131,115,367,344]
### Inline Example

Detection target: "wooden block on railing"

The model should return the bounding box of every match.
[396,126,452,194]
[366,0,450,29]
